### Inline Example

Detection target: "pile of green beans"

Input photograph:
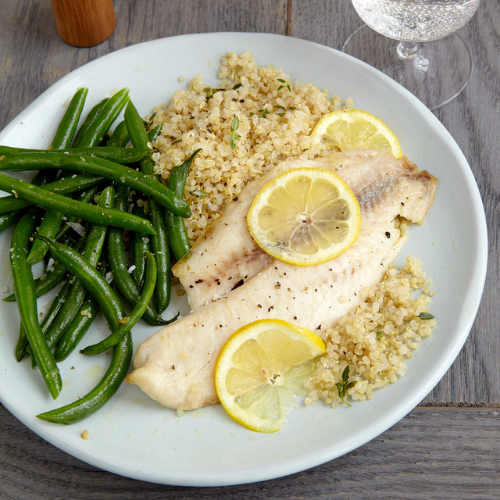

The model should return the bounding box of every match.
[0,87,200,424]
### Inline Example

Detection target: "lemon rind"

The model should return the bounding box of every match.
[215,319,326,433]
[310,109,402,159]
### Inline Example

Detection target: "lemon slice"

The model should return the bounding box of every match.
[310,109,402,158]
[247,167,361,266]
[215,319,326,433]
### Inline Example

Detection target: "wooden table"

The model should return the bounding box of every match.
[1,1,499,498]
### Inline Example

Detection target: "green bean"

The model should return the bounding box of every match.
[28,278,74,366]
[148,123,162,143]
[124,101,173,312]
[32,264,69,297]
[0,171,156,234]
[41,279,74,333]
[42,187,114,350]
[106,120,130,148]
[53,295,100,362]
[124,101,156,176]
[24,167,57,198]
[54,186,100,240]
[53,258,108,362]
[30,170,53,187]
[82,251,157,355]
[0,146,151,165]
[76,89,130,148]
[107,185,170,325]
[150,201,171,313]
[0,168,55,225]
[0,210,24,233]
[10,211,61,399]
[36,236,127,331]
[15,323,29,362]
[108,120,160,147]
[130,204,150,289]
[36,331,132,424]
[0,174,104,215]
[71,98,109,148]
[51,88,89,150]
[166,150,201,260]
[0,153,190,218]
[42,276,87,349]
[27,207,66,265]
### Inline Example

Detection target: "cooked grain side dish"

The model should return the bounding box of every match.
[151,51,352,242]
[305,255,436,407]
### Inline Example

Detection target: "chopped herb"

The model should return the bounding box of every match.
[204,83,242,101]
[204,86,225,101]
[418,312,435,320]
[277,78,291,91]
[147,112,157,127]
[259,109,270,118]
[276,105,297,117]
[336,366,356,407]
[192,190,208,198]
[276,105,286,117]
[171,139,181,145]
[229,115,241,150]
[375,329,384,340]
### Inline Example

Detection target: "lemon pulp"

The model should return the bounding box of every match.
[215,319,326,432]
[247,167,361,266]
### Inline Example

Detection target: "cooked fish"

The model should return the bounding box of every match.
[128,150,437,411]
[174,150,426,310]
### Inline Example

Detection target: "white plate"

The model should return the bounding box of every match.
[0,33,488,486]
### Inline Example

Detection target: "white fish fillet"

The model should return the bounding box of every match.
[128,150,437,411]
[173,150,426,310]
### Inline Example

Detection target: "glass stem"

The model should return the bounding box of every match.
[397,41,419,59]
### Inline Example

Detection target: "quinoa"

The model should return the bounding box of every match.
[151,51,352,242]
[304,255,436,407]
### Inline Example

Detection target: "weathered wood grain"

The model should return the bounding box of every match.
[1,405,499,499]
[1,0,499,497]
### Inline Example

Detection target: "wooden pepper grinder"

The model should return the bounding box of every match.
[50,0,116,47]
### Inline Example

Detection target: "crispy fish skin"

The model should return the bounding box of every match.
[173,150,423,310]
[128,151,437,411]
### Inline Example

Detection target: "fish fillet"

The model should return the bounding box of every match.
[173,150,426,310]
[128,150,437,411]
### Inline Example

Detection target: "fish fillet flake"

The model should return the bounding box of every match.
[128,150,437,411]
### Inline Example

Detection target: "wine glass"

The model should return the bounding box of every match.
[342,0,482,110]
